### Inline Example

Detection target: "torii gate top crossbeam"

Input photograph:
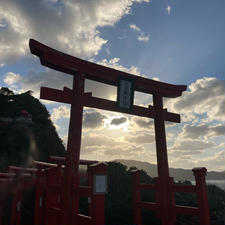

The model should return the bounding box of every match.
[29,39,186,98]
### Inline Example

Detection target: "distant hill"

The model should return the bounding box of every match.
[0,88,65,171]
[116,159,225,181]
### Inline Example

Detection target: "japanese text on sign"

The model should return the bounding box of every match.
[117,79,134,110]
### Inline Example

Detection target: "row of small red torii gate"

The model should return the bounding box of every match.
[0,39,211,225]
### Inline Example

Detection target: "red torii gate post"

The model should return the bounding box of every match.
[29,39,187,225]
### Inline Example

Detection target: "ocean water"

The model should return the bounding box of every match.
[191,180,225,190]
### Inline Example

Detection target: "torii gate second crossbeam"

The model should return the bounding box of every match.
[29,39,187,225]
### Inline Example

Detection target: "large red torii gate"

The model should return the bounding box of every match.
[29,39,187,225]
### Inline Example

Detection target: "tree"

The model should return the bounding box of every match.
[0,87,14,96]
[0,88,65,171]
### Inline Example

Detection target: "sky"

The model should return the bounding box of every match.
[0,0,224,172]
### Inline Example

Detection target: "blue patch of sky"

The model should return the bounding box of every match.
[44,0,65,11]
[0,18,8,29]
[96,0,225,86]
[166,123,182,139]
[0,58,45,88]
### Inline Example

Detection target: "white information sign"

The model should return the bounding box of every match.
[117,79,134,110]
[94,175,107,194]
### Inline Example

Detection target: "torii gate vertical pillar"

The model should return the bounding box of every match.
[62,73,85,225]
[153,93,172,225]
[29,39,187,225]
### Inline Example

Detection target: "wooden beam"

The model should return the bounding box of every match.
[175,205,199,216]
[30,39,187,98]
[40,86,180,123]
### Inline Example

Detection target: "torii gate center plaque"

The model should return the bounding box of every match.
[117,77,134,111]
[29,39,187,225]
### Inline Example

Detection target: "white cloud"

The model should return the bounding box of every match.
[181,112,199,123]
[195,150,225,171]
[167,77,225,122]
[98,57,142,76]
[3,70,72,97]
[82,134,117,148]
[129,24,150,42]
[152,77,160,81]
[62,135,68,147]
[103,145,145,158]
[51,105,70,123]
[3,56,144,100]
[124,133,155,144]
[129,24,141,32]
[51,107,107,131]
[3,72,21,85]
[135,0,150,2]
[169,139,215,156]
[81,132,148,160]
[166,5,172,16]
[3,72,23,91]
[169,150,225,172]
[137,35,150,42]
[0,0,150,65]
[0,22,7,28]
[169,156,197,170]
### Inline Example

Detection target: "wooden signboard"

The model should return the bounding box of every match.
[117,77,134,111]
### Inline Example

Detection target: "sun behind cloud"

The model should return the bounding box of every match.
[105,116,130,130]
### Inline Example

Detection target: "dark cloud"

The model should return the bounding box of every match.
[182,124,225,139]
[110,117,127,126]
[83,110,106,129]
[170,140,215,156]
[132,117,154,128]
[125,133,154,144]
[182,125,209,139]
[211,125,225,135]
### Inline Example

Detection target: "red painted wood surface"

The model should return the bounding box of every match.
[29,39,186,98]
[192,167,210,225]
[34,169,45,225]
[0,159,107,225]
[132,168,211,225]
[132,170,142,225]
[40,86,181,123]
[153,93,171,225]
[61,74,85,225]
[28,39,190,225]
[8,166,38,174]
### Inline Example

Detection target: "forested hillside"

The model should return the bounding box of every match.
[0,87,65,171]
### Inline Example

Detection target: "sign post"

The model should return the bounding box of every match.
[117,77,134,111]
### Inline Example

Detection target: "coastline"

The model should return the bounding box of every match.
[190,179,225,190]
